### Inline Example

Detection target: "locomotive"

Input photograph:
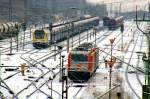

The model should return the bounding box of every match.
[0,22,21,39]
[103,16,124,30]
[68,42,99,82]
[32,16,100,48]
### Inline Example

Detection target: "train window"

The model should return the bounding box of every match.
[35,30,44,39]
[71,54,87,61]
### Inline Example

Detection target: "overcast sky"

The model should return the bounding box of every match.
[86,0,150,12]
[86,0,149,4]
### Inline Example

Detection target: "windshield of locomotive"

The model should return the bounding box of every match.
[71,54,87,61]
[35,30,44,39]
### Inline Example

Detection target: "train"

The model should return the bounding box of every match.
[32,16,100,48]
[103,16,124,30]
[0,22,21,39]
[68,42,99,82]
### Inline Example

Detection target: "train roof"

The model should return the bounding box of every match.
[115,16,123,20]
[103,16,123,20]
[49,16,99,33]
[70,43,97,55]
[73,17,99,26]
[74,43,94,51]
[34,16,99,34]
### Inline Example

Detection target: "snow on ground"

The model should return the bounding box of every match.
[0,20,148,99]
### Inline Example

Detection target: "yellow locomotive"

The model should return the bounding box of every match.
[32,28,50,48]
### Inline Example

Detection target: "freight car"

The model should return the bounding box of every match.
[103,16,124,30]
[68,42,99,82]
[32,17,99,48]
[0,22,21,39]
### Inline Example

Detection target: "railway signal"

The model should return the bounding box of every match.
[107,57,116,68]
[105,38,116,99]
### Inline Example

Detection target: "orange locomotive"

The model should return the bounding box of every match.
[68,43,99,82]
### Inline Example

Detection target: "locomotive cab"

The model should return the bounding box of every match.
[32,29,50,48]
[68,43,99,82]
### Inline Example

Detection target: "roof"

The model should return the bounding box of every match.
[75,43,94,51]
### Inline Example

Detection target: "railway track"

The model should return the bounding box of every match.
[125,22,146,99]
[1,34,32,54]
[53,21,135,98]
[16,27,113,98]
[71,21,140,99]
[0,21,141,99]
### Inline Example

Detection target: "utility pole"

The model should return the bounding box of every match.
[10,32,13,55]
[9,0,12,21]
[22,22,26,50]
[119,3,122,15]
[121,24,124,52]
[79,27,81,45]
[9,0,13,55]
[110,3,113,16]
[16,24,19,52]
[58,46,63,82]
[135,4,150,99]
[87,28,88,41]
[71,22,74,49]
[23,0,27,50]
[48,77,53,98]
[49,21,52,50]
[90,29,92,40]
[67,34,69,53]
[54,41,56,61]
[0,50,1,87]
[61,55,68,99]
[109,39,113,99]
[30,24,32,39]
[94,27,97,45]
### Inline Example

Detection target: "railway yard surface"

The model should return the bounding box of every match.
[0,20,148,99]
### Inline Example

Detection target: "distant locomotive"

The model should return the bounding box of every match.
[32,17,100,48]
[68,43,99,82]
[0,22,21,39]
[103,16,124,30]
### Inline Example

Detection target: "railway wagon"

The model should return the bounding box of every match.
[32,17,99,48]
[68,43,99,82]
[103,16,124,30]
[0,22,21,39]
[103,16,111,26]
